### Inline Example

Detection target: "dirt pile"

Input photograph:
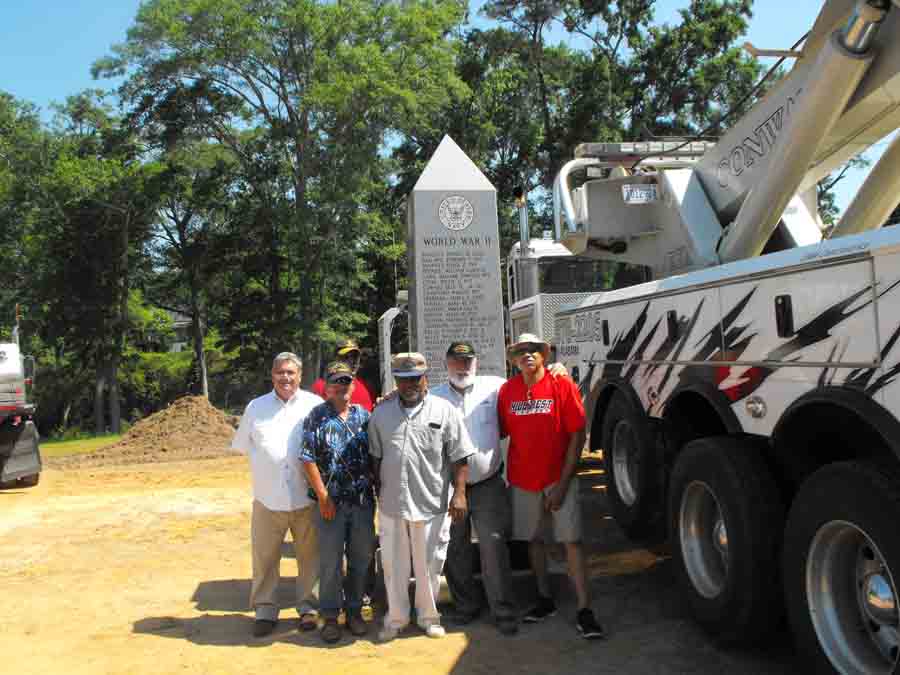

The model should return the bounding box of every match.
[51,396,239,468]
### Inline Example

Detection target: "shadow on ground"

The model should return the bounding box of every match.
[133,458,796,672]
[447,459,796,674]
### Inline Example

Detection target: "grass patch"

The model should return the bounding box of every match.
[41,434,122,458]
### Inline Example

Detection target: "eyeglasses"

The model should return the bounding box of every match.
[327,376,353,386]
[510,344,544,357]
[396,375,424,384]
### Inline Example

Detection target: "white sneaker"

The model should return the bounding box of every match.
[425,623,446,638]
[378,626,400,643]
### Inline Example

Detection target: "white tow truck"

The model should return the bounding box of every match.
[544,0,900,671]
[0,308,40,488]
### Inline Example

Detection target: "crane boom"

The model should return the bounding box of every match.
[554,0,900,272]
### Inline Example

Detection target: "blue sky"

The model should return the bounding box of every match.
[0,0,881,213]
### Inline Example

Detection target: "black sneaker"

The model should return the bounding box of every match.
[321,618,341,644]
[575,608,606,639]
[252,619,276,637]
[523,595,557,623]
[447,608,482,626]
[497,617,519,636]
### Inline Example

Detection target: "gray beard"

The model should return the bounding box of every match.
[449,373,475,390]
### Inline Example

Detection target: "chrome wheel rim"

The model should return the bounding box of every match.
[611,419,639,506]
[807,520,899,674]
[679,480,729,599]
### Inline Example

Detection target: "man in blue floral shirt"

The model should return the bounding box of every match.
[300,361,376,643]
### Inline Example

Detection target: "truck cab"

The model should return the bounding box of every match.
[506,236,650,349]
[0,340,41,488]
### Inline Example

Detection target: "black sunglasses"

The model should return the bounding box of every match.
[327,375,353,385]
[396,375,424,383]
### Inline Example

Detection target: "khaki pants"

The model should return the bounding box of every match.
[250,499,319,621]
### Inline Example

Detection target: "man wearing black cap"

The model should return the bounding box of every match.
[311,338,375,411]
[432,341,570,635]
[431,341,518,635]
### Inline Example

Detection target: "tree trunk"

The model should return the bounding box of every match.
[189,273,208,397]
[107,210,130,435]
[61,402,71,431]
[108,357,121,435]
[301,334,318,388]
[94,364,107,435]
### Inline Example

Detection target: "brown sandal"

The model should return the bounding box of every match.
[299,612,319,631]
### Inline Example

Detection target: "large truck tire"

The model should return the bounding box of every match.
[668,435,784,645]
[16,472,39,487]
[0,420,41,488]
[783,461,900,674]
[601,391,663,540]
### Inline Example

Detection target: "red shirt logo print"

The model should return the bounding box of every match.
[510,399,554,416]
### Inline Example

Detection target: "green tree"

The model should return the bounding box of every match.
[0,93,52,323]
[95,0,467,381]
[390,1,765,268]
[30,92,164,433]
[146,141,240,397]
[817,154,871,227]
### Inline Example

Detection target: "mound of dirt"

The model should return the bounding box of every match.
[50,396,239,468]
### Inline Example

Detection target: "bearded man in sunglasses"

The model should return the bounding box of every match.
[497,334,606,640]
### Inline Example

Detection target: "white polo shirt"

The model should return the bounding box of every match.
[431,375,506,484]
[231,388,321,511]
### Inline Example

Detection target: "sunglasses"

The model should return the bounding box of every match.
[396,375,424,384]
[327,375,353,386]
[510,344,544,357]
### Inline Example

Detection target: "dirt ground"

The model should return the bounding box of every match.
[0,454,797,675]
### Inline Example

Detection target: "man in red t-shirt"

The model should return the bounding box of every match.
[310,339,374,412]
[497,333,605,640]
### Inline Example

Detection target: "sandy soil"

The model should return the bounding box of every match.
[0,456,796,675]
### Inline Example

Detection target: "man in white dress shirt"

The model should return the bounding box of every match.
[431,341,518,635]
[231,352,323,637]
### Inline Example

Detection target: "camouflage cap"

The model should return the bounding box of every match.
[325,361,354,385]
[335,338,361,357]
[391,352,427,377]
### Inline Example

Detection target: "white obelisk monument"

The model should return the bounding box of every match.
[407,135,506,386]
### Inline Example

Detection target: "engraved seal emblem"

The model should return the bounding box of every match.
[438,195,474,231]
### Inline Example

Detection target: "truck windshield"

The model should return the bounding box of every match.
[538,257,651,293]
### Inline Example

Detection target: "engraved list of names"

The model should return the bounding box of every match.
[417,234,504,384]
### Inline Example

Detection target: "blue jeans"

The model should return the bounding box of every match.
[315,501,376,619]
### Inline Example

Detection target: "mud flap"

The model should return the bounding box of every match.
[0,420,41,482]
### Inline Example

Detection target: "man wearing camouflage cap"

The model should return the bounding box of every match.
[311,338,375,411]
[368,352,474,641]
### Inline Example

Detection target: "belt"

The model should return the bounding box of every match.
[469,463,504,487]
